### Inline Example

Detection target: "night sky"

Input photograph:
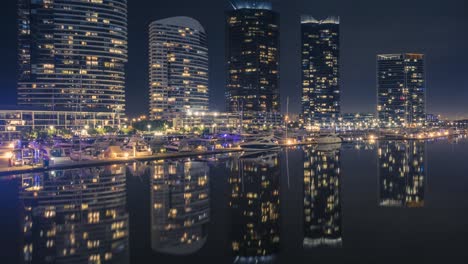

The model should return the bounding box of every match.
[0,0,467,118]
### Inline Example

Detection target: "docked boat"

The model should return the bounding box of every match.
[164,141,181,152]
[163,140,193,152]
[41,146,72,165]
[70,147,98,161]
[122,137,152,157]
[314,134,343,144]
[239,137,280,151]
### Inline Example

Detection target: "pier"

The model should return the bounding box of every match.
[0,141,322,177]
[0,148,243,177]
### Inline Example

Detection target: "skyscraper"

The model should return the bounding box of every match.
[377,54,426,128]
[301,16,340,127]
[17,0,128,115]
[225,1,280,115]
[149,17,209,121]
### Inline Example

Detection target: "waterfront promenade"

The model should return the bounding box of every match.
[0,148,244,177]
[0,140,321,177]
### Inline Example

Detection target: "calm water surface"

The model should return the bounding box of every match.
[1,138,467,264]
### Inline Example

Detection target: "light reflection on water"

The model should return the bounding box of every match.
[1,138,468,263]
[17,166,129,263]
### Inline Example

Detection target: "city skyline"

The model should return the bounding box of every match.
[0,0,467,119]
[0,1,467,262]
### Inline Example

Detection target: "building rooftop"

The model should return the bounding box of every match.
[301,16,340,24]
[229,0,272,10]
[150,16,205,33]
[377,53,424,60]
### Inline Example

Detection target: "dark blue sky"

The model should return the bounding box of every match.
[1,0,467,118]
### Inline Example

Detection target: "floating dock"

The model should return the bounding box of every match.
[0,148,244,177]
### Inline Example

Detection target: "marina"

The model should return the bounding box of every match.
[1,129,465,177]
[1,137,467,263]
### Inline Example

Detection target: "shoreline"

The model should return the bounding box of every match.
[0,148,243,177]
[0,137,460,177]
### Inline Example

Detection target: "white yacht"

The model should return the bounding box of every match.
[41,146,72,165]
[314,134,343,144]
[239,137,280,151]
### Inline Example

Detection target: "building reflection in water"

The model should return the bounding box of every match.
[378,140,426,207]
[150,159,210,255]
[303,144,342,248]
[19,165,129,263]
[229,152,280,263]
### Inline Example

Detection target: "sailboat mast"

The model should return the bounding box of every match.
[286,96,289,140]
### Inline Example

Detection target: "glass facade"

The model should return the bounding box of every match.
[301,16,340,127]
[17,0,128,114]
[377,54,426,128]
[149,17,209,120]
[303,144,342,248]
[0,107,120,135]
[225,2,280,115]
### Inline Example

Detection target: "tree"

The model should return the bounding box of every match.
[132,120,169,132]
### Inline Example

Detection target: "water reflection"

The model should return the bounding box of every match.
[229,152,280,263]
[303,144,342,248]
[19,165,129,263]
[150,159,210,255]
[378,140,426,207]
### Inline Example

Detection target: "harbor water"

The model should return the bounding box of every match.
[0,138,467,263]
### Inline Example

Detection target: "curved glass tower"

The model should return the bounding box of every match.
[149,17,209,120]
[18,0,128,114]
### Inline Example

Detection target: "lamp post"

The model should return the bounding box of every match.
[147,124,151,133]
[49,125,55,136]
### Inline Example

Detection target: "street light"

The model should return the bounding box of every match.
[147,124,151,132]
